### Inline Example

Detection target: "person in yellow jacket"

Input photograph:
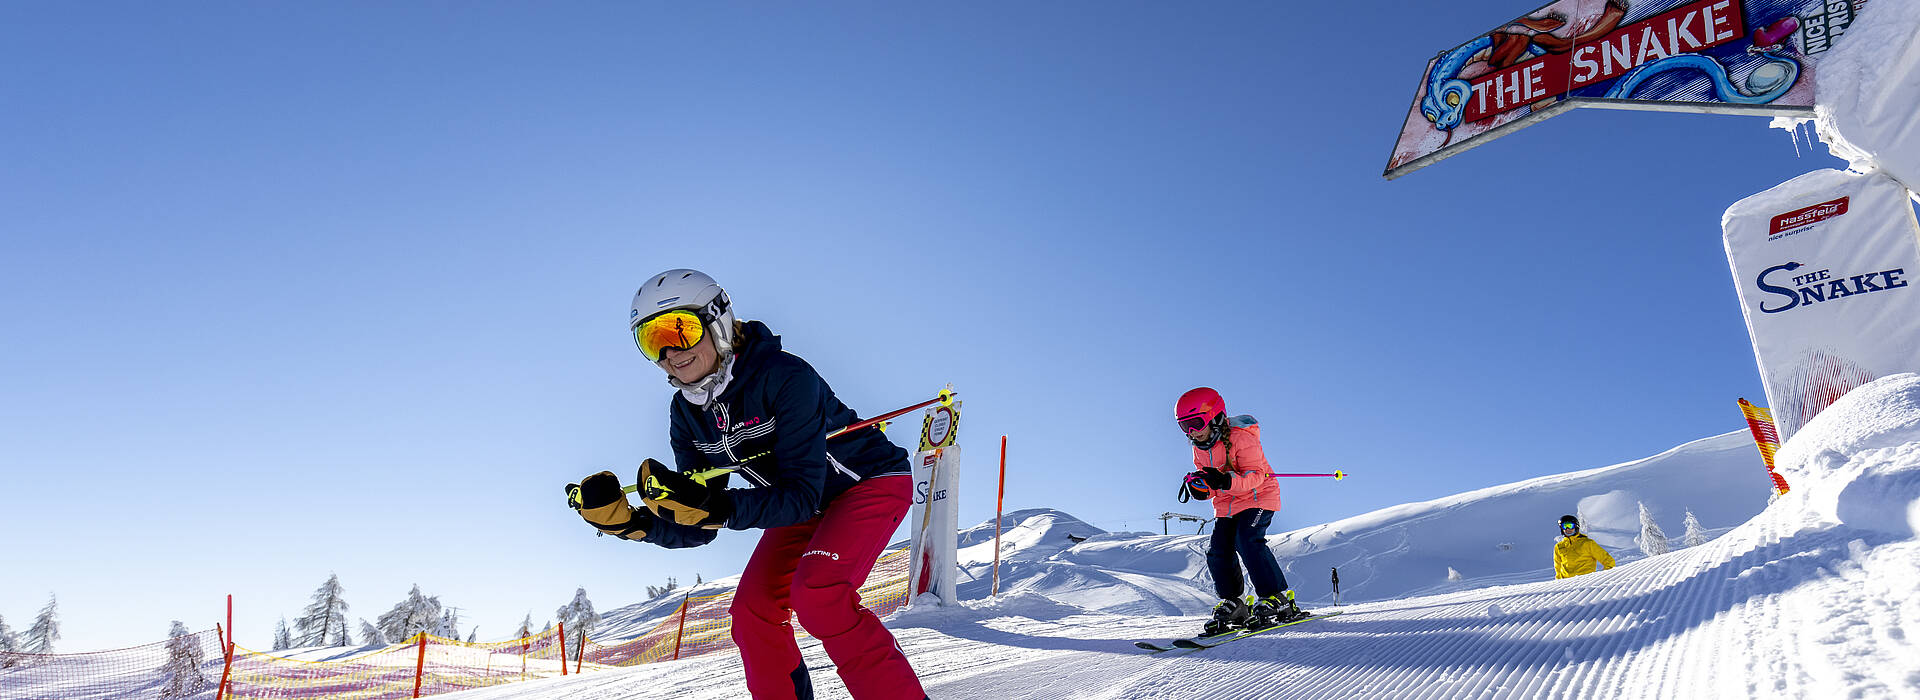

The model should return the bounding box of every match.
[1553,515,1616,579]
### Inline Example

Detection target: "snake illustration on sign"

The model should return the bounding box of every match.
[1387,0,1866,179]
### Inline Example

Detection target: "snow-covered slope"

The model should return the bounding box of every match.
[436,376,1920,699]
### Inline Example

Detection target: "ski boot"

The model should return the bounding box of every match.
[1248,590,1303,628]
[1201,597,1250,636]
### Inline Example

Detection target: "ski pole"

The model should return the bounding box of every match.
[569,389,960,506]
[1273,470,1347,480]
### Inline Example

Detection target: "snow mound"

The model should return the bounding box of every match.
[1772,372,1920,537]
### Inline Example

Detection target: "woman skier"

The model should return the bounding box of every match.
[569,269,925,700]
[1176,386,1303,636]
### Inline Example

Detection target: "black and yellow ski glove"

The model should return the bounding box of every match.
[638,459,734,529]
[566,470,653,541]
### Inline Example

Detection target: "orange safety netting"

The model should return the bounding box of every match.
[0,627,223,700]
[582,547,912,666]
[4,549,912,699]
[1739,398,1790,495]
[222,626,569,700]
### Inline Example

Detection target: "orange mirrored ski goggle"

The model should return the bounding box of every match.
[633,309,706,362]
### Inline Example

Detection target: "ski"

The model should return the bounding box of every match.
[1159,610,1342,651]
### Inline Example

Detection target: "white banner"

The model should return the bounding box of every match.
[907,446,960,605]
[1724,168,1920,439]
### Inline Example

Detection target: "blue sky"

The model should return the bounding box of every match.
[0,2,1860,651]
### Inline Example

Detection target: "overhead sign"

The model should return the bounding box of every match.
[1385,0,1873,179]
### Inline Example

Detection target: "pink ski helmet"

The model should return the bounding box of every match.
[1175,387,1225,434]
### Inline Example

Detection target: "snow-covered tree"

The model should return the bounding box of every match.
[24,595,60,654]
[436,608,462,639]
[272,618,294,651]
[555,588,600,659]
[515,614,534,640]
[646,577,679,599]
[1636,501,1670,557]
[375,585,443,643]
[1682,509,1708,548]
[358,619,386,647]
[157,620,209,699]
[294,573,351,647]
[0,613,18,668]
[466,628,478,643]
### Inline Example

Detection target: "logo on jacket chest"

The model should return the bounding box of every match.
[715,413,763,432]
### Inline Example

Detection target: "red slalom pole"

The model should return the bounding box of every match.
[992,435,1008,597]
[216,595,234,700]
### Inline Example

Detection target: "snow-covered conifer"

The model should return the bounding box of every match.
[376,585,443,643]
[466,628,478,643]
[1682,509,1708,548]
[437,608,462,639]
[272,618,293,651]
[24,595,60,654]
[515,614,533,639]
[358,619,386,646]
[555,588,600,656]
[157,620,209,699]
[294,573,351,647]
[0,613,18,668]
[1636,501,1670,557]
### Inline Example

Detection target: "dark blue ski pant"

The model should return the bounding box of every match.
[1208,508,1288,600]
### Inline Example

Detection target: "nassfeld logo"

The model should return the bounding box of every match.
[1769,197,1849,237]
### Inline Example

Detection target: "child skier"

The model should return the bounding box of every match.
[1175,387,1304,635]
[568,269,926,700]
[1553,515,1616,579]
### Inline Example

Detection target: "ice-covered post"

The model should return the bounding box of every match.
[909,390,961,605]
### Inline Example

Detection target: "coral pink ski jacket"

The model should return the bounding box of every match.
[1190,417,1281,518]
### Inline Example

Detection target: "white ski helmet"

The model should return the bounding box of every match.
[630,268,737,358]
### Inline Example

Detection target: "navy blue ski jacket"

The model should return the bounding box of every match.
[641,320,910,549]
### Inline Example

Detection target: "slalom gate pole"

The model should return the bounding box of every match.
[672,594,691,661]
[215,595,234,700]
[992,435,1007,597]
[411,633,427,698]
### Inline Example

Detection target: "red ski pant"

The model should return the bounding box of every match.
[730,475,924,700]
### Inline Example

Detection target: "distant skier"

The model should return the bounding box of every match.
[1553,515,1616,579]
[1175,387,1303,635]
[568,269,925,700]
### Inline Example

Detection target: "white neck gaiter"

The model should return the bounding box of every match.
[669,353,736,407]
